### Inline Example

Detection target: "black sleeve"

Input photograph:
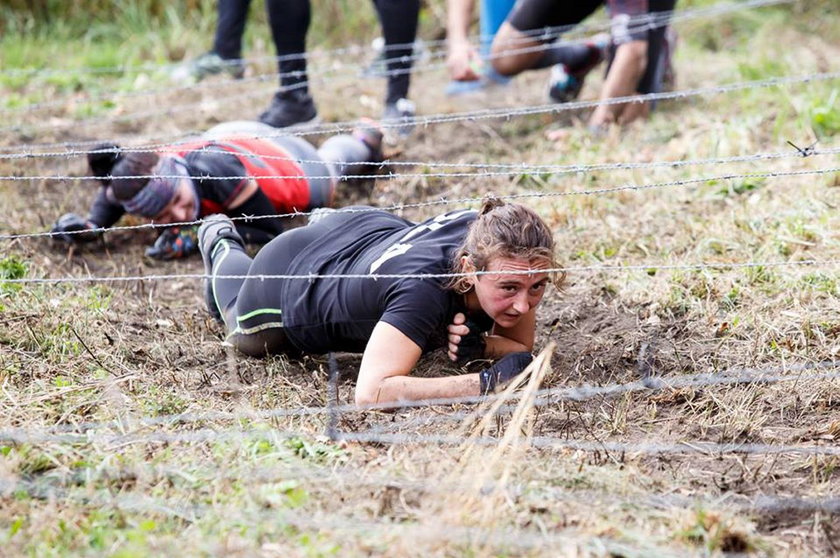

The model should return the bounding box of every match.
[380,280,451,352]
[226,189,286,245]
[86,187,125,228]
[184,147,248,207]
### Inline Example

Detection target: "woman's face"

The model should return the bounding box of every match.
[152,177,197,225]
[470,256,551,328]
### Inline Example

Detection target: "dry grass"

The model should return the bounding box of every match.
[2,1,840,555]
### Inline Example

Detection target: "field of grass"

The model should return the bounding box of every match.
[1,0,839,556]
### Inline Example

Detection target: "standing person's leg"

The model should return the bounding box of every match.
[590,0,676,127]
[259,0,319,128]
[373,0,421,138]
[184,0,251,81]
[213,0,253,61]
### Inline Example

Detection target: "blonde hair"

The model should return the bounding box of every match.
[450,197,559,293]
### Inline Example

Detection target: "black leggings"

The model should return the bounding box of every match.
[266,0,419,101]
[208,208,360,356]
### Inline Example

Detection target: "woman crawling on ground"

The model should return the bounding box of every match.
[51,120,383,259]
[197,197,557,405]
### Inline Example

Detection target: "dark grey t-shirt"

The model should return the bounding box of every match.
[279,209,486,354]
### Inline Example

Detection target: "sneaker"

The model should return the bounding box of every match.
[547,36,608,103]
[179,52,246,83]
[382,98,416,140]
[198,214,244,321]
[258,89,319,129]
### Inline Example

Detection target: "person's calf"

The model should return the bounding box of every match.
[490,23,544,77]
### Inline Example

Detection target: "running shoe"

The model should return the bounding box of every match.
[382,98,416,140]
[547,36,608,104]
[258,89,319,129]
[176,52,246,83]
[198,214,244,322]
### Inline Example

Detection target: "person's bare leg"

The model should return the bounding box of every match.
[490,22,545,76]
[589,40,648,128]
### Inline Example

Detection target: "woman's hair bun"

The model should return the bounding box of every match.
[88,143,122,184]
[478,195,505,216]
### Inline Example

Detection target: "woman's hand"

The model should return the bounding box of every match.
[447,312,486,363]
[447,40,482,82]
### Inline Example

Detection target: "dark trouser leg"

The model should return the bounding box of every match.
[372,0,420,104]
[213,0,252,59]
[224,214,361,357]
[266,0,311,92]
[207,239,253,331]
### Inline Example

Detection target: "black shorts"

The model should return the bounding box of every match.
[508,0,676,93]
[231,208,363,338]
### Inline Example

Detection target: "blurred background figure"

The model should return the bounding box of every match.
[490,0,677,128]
[445,0,516,95]
[174,0,251,82]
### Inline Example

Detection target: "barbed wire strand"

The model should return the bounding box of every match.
[3,69,837,152]
[6,154,838,184]
[0,478,676,555]
[3,165,838,242]
[3,360,837,443]
[2,257,839,286]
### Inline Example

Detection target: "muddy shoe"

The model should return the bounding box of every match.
[198,214,244,321]
[258,89,319,129]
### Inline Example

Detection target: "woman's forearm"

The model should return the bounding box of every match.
[364,373,480,407]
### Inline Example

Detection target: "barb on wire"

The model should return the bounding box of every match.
[2,165,838,242]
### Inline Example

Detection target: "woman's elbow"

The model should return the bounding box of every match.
[354,383,381,407]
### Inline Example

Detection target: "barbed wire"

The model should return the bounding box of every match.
[361,366,840,435]
[3,68,836,151]
[3,360,837,443]
[1,128,834,174]
[6,155,837,184]
[339,432,840,457]
[2,165,837,242]
[0,478,676,555]
[0,0,790,81]
[1,257,839,286]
